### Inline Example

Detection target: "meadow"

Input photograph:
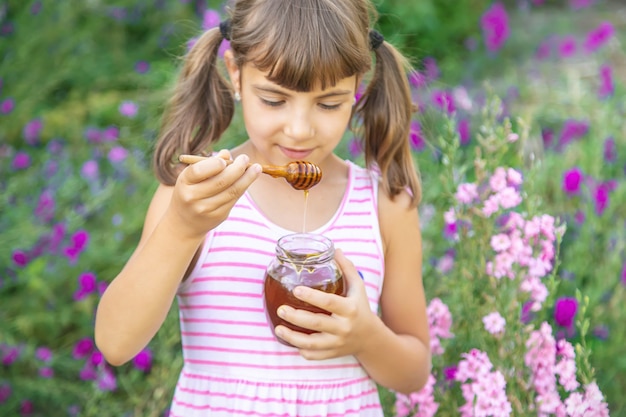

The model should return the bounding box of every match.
[1,0,624,416]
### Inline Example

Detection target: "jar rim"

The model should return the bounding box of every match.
[276,233,334,264]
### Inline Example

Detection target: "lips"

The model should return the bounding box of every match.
[280,147,313,160]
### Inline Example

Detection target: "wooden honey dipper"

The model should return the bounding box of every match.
[178,154,322,191]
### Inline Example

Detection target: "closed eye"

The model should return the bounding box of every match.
[319,103,342,111]
[261,98,284,107]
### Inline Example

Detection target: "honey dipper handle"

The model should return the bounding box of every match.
[178,154,288,178]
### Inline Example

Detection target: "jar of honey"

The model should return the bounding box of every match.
[263,233,345,346]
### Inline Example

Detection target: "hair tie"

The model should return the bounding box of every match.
[369,29,384,50]
[219,19,231,41]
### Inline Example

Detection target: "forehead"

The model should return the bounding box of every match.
[241,63,358,94]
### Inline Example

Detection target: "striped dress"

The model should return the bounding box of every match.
[169,161,385,417]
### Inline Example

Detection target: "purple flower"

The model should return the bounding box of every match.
[35,347,52,362]
[423,57,440,82]
[23,118,43,145]
[72,338,94,359]
[12,152,31,169]
[79,364,98,381]
[97,367,117,392]
[34,190,55,222]
[443,365,458,381]
[584,21,615,53]
[134,60,150,74]
[20,399,34,416]
[603,137,616,162]
[108,146,129,163]
[570,0,594,9]
[431,90,455,114]
[520,301,535,324]
[84,127,102,143]
[31,1,42,14]
[562,167,584,195]
[481,2,510,52]
[81,160,99,179]
[592,325,609,340]
[202,9,220,30]
[0,98,14,114]
[621,263,626,286]
[38,367,54,378]
[554,297,578,328]
[347,137,362,158]
[119,100,138,118]
[541,127,554,148]
[74,272,97,301]
[1,346,20,365]
[133,348,153,372]
[558,119,589,148]
[218,39,230,58]
[90,351,104,367]
[458,119,471,145]
[598,64,614,98]
[409,121,425,152]
[558,35,577,58]
[592,182,612,216]
[101,125,119,142]
[409,70,427,89]
[12,250,28,267]
[0,383,11,403]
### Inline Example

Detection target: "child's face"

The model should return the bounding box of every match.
[233,62,357,166]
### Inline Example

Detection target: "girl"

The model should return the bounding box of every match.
[95,0,431,415]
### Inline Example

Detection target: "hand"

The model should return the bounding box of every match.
[274,249,376,360]
[166,150,261,240]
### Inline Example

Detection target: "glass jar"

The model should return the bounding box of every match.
[263,233,345,346]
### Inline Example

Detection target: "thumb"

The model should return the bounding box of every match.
[334,248,365,296]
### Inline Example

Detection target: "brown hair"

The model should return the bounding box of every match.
[153,0,421,206]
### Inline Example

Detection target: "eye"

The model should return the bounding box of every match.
[260,98,284,107]
[318,103,342,111]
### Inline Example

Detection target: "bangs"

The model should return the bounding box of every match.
[234,0,371,91]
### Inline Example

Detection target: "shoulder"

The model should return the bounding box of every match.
[377,185,420,255]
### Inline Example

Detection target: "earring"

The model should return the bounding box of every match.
[234,91,241,102]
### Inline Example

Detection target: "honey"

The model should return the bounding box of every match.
[263,233,345,346]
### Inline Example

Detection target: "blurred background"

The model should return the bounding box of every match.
[1,0,624,416]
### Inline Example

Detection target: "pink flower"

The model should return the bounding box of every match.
[118,100,138,118]
[108,146,129,163]
[554,297,578,328]
[482,311,506,335]
[81,160,99,179]
[431,90,455,114]
[427,298,454,355]
[598,64,614,98]
[558,35,577,58]
[12,152,31,170]
[583,21,614,53]
[497,187,522,209]
[455,183,478,204]
[490,233,511,252]
[489,167,508,192]
[481,2,510,52]
[202,9,220,30]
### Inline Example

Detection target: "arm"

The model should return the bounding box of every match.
[95,155,261,366]
[274,190,431,394]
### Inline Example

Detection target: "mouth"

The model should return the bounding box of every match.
[279,147,313,160]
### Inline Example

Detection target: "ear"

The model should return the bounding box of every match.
[223,49,241,94]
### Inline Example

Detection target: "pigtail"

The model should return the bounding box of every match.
[153,27,235,185]
[354,41,421,207]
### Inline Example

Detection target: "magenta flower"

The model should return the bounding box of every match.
[562,167,584,195]
[23,118,43,144]
[12,152,31,169]
[20,399,34,416]
[118,101,138,118]
[457,119,471,145]
[592,181,614,216]
[34,190,55,222]
[101,125,119,142]
[409,121,425,152]
[558,119,589,148]
[431,90,455,114]
[409,70,427,89]
[558,35,577,58]
[603,137,616,162]
[38,367,54,378]
[583,21,615,53]
[79,363,98,381]
[81,160,99,179]
[0,98,14,114]
[423,57,440,82]
[90,351,104,367]
[35,347,52,362]
[554,297,578,328]
[12,250,28,267]
[480,2,510,52]
[134,60,150,74]
[63,229,90,263]
[84,127,102,143]
[598,64,614,98]
[108,145,129,163]
[0,383,11,403]
[133,348,153,372]
[202,9,220,30]
[621,263,626,286]
[1,345,20,365]
[74,272,98,301]
[72,338,94,359]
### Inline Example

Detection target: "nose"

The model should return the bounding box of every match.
[284,108,315,140]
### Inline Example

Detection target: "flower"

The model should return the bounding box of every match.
[108,146,129,163]
[592,181,614,216]
[118,100,138,118]
[12,152,31,170]
[133,348,153,372]
[583,21,614,53]
[621,263,626,286]
[483,311,506,335]
[480,2,510,52]
[0,97,14,114]
[35,347,52,362]
[558,119,589,148]
[409,121,426,152]
[558,35,577,58]
[72,338,94,359]
[12,250,28,267]
[554,297,578,328]
[202,9,220,30]
[431,90,455,114]
[603,137,616,163]
[427,298,454,355]
[0,383,11,403]
[81,160,99,179]
[562,167,584,195]
[457,119,471,145]
[455,183,478,204]
[23,118,43,144]
[134,60,150,74]
[74,272,98,301]
[598,64,614,98]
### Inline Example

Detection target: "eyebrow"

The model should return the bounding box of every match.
[251,85,352,99]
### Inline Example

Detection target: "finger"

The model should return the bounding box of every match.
[291,286,347,316]
[215,149,232,162]
[181,156,228,184]
[277,304,332,333]
[332,249,366,297]
[274,324,334,353]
